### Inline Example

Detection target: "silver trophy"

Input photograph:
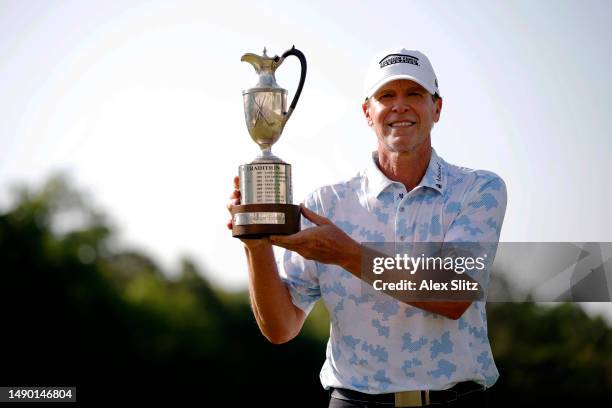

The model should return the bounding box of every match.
[231,46,307,238]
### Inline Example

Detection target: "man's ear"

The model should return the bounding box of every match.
[362,101,373,126]
[433,97,443,123]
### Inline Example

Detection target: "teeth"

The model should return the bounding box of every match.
[390,121,415,127]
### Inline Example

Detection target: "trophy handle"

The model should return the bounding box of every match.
[280,46,307,119]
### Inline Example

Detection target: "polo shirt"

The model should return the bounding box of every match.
[279,147,507,393]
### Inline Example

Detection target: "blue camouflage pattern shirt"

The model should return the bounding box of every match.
[278,147,507,393]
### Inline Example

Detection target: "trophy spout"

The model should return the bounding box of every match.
[240,53,264,71]
[241,48,283,89]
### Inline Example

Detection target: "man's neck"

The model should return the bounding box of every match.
[376,143,432,191]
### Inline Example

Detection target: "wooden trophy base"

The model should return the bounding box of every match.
[231,203,301,239]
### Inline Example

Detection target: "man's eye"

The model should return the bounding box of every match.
[381,93,393,98]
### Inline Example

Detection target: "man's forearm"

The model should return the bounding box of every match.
[244,241,304,344]
[268,207,474,321]
[342,244,475,320]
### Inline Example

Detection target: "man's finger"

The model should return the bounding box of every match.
[270,232,306,248]
[233,176,239,190]
[227,198,240,211]
[300,204,330,226]
[269,235,293,246]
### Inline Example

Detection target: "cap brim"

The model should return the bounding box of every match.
[365,74,437,99]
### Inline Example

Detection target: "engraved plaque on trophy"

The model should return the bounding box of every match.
[231,46,307,238]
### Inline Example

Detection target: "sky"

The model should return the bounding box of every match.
[1,0,611,317]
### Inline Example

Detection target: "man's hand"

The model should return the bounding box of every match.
[226,175,271,249]
[226,176,241,231]
[270,205,361,274]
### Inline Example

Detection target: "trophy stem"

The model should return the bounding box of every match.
[254,146,284,163]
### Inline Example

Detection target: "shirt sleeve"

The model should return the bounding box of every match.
[278,196,321,315]
[443,174,508,288]
[445,173,507,243]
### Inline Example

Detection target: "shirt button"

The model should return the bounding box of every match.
[399,207,405,212]
[399,236,405,241]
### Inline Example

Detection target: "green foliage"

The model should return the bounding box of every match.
[0,175,327,405]
[487,302,612,404]
[1,175,611,404]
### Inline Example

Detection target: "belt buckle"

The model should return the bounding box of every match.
[394,390,430,407]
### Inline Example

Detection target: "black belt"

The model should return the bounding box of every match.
[330,381,484,407]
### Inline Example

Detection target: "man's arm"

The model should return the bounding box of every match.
[228,176,306,344]
[243,239,306,344]
[270,205,471,320]
[272,174,507,321]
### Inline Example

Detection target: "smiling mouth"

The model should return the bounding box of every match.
[388,121,416,128]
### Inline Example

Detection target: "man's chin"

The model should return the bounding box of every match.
[382,145,419,155]
[379,134,430,154]
[383,138,419,152]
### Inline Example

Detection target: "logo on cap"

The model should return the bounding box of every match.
[379,54,420,69]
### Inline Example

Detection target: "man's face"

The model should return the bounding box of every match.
[362,79,442,155]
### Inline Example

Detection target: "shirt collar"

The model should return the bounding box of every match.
[364,147,447,200]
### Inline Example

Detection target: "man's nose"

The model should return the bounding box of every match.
[391,100,411,112]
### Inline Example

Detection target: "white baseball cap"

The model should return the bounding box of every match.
[363,48,440,100]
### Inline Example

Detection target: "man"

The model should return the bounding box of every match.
[227,48,507,407]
